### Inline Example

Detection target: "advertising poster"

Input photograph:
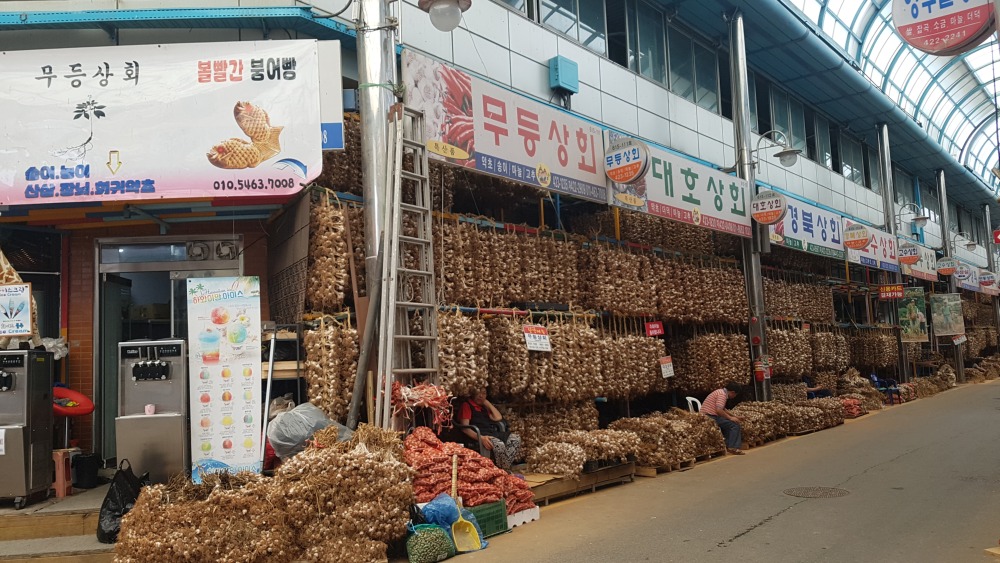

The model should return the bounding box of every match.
[604,130,751,237]
[769,199,844,259]
[930,293,965,337]
[0,283,32,337]
[186,276,262,482]
[1,41,323,205]
[401,49,607,203]
[899,287,928,343]
[844,219,899,272]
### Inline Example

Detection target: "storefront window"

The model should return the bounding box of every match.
[693,43,718,113]
[668,29,694,102]
[540,0,607,54]
[789,98,806,153]
[840,134,863,186]
[635,1,665,84]
[748,71,759,132]
[920,184,940,223]
[866,146,881,193]
[770,88,789,144]
[605,0,632,71]
[100,243,188,264]
[893,168,913,204]
[496,0,528,13]
[948,201,959,233]
[541,0,579,46]
[814,115,832,169]
[578,0,607,54]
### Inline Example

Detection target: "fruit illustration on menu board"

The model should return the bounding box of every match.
[221,367,232,379]
[222,439,233,450]
[211,307,230,325]
[242,366,253,378]
[200,417,211,429]
[222,415,234,427]
[243,414,253,424]
[199,368,211,381]
[243,437,254,449]
[201,442,212,452]
[222,391,233,402]
[243,390,253,401]
[200,393,211,404]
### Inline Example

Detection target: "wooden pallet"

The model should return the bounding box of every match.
[694,449,727,463]
[787,428,821,436]
[528,462,635,506]
[634,462,683,477]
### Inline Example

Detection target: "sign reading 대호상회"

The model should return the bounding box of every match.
[0,41,325,205]
[401,50,607,203]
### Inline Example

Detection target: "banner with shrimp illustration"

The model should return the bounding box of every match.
[402,49,608,203]
[0,40,324,206]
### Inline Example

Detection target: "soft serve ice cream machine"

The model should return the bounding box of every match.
[115,340,188,483]
[0,351,54,509]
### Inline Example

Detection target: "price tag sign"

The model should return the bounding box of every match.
[659,356,674,378]
[645,321,664,337]
[801,322,811,332]
[523,324,552,352]
[952,334,967,346]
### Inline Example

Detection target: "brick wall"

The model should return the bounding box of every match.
[65,221,270,454]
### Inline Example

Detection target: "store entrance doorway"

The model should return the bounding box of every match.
[95,236,242,463]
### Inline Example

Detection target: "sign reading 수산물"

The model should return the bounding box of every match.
[401,50,607,203]
[0,41,325,205]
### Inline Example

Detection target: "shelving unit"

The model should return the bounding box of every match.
[261,323,304,405]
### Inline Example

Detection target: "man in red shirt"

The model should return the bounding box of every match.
[701,382,745,455]
[458,389,522,470]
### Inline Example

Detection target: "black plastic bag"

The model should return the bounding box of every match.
[96,459,147,544]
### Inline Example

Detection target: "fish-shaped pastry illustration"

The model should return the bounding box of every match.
[207,138,264,169]
[207,102,283,169]
[234,101,283,156]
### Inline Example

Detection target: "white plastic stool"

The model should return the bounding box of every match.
[685,397,702,413]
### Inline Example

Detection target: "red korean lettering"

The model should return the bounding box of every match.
[548,121,569,167]
[197,61,212,83]
[516,108,540,157]
[576,128,596,174]
[481,96,509,146]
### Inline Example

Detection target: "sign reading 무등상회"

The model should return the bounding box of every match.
[0,284,31,337]
[604,130,751,237]
[401,50,607,203]
[187,277,263,483]
[604,137,649,185]
[0,41,324,205]
[900,243,938,281]
[892,0,994,56]
[899,287,928,343]
[769,198,845,259]
[930,293,965,337]
[844,219,899,272]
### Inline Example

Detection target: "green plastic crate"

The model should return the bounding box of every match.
[468,499,508,538]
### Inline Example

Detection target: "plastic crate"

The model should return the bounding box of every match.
[468,499,508,538]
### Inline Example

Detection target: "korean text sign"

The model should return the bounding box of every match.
[0,284,32,337]
[605,130,751,237]
[891,0,993,55]
[958,262,982,293]
[0,41,323,205]
[844,219,899,272]
[187,277,263,482]
[899,242,938,281]
[769,199,844,259]
[402,50,607,203]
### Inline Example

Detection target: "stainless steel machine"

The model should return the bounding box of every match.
[0,351,54,509]
[115,339,188,483]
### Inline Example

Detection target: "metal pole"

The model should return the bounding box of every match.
[357,0,397,296]
[876,123,909,382]
[937,169,965,382]
[985,204,1000,350]
[346,238,385,430]
[729,10,769,401]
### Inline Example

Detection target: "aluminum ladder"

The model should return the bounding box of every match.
[374,104,440,429]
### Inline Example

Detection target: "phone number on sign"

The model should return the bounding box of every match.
[213,178,298,190]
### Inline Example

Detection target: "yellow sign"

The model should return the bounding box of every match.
[426,140,471,161]
[535,163,552,188]
[614,193,645,207]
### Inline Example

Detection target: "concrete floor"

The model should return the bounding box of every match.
[462,380,1000,563]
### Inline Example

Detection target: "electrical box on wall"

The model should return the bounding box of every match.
[548,56,579,94]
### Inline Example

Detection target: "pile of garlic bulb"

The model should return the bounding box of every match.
[307,198,350,313]
[670,333,750,394]
[303,322,358,423]
[793,397,844,428]
[526,442,587,477]
[763,278,834,323]
[437,313,490,398]
[811,332,849,372]
[608,409,726,467]
[767,327,812,378]
[501,401,599,451]
[550,429,641,463]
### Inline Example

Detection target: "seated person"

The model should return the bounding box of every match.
[701,382,745,455]
[802,375,832,399]
[457,389,522,470]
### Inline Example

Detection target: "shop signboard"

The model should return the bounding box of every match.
[769,199,845,259]
[401,50,607,203]
[750,190,787,225]
[878,284,904,300]
[844,219,899,272]
[900,243,938,281]
[892,0,994,56]
[843,223,871,250]
[897,241,920,265]
[936,257,957,276]
[604,137,649,185]
[899,287,928,343]
[0,283,31,337]
[523,325,552,352]
[930,293,965,336]
[0,41,325,205]
[186,276,263,482]
[953,334,968,345]
[603,130,751,237]
[957,263,982,292]
[981,271,996,287]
